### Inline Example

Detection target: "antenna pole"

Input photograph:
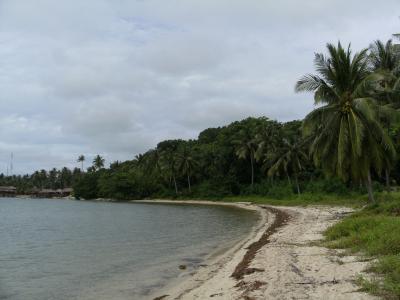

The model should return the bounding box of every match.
[10,152,13,176]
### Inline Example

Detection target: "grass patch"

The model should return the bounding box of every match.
[324,193,400,299]
[325,215,400,255]
[221,193,368,207]
[362,255,400,299]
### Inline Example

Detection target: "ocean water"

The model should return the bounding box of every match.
[0,198,258,300]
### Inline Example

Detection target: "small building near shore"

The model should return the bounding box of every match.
[33,188,73,198]
[0,186,17,197]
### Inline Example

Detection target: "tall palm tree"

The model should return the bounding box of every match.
[254,122,282,184]
[370,40,399,75]
[161,150,178,195]
[135,154,146,170]
[147,149,163,175]
[233,129,258,189]
[295,42,396,203]
[369,40,400,105]
[77,155,85,172]
[92,155,105,171]
[369,40,400,190]
[177,145,197,193]
[267,139,308,195]
[157,140,181,195]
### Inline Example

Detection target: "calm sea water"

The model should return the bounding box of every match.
[0,198,258,300]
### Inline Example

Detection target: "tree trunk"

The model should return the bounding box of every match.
[286,173,292,186]
[173,175,178,195]
[81,161,84,172]
[385,168,390,193]
[250,154,254,189]
[365,170,375,204]
[295,174,301,195]
[187,174,191,193]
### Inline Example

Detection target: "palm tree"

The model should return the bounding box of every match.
[267,139,308,195]
[233,129,258,189]
[368,40,400,105]
[369,40,400,190]
[92,155,105,170]
[295,42,396,203]
[77,155,85,172]
[48,168,58,189]
[370,40,399,74]
[157,140,181,195]
[161,150,178,195]
[254,122,282,185]
[147,149,163,175]
[177,145,197,193]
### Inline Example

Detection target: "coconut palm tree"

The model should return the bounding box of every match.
[176,145,197,193]
[368,40,400,104]
[147,149,162,175]
[157,140,181,195]
[161,150,178,195]
[77,155,85,172]
[254,121,282,177]
[233,129,258,189]
[369,40,400,190]
[92,155,105,170]
[295,42,396,203]
[370,40,399,74]
[267,139,308,195]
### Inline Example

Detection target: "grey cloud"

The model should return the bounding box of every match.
[0,0,398,173]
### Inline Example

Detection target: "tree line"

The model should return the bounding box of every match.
[0,154,105,193]
[2,37,400,201]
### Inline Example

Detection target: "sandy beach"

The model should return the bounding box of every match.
[140,200,377,300]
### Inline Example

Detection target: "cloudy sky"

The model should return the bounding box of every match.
[0,0,399,174]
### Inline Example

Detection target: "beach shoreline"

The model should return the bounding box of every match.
[131,200,271,300]
[134,200,377,300]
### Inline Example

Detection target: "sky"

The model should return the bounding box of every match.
[0,0,399,174]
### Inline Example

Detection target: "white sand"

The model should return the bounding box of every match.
[138,201,376,300]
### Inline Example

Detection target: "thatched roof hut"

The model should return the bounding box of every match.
[0,186,17,197]
[34,188,73,198]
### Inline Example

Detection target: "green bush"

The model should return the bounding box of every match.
[240,181,295,199]
[191,180,233,198]
[73,172,100,200]
[266,183,294,199]
[305,178,349,195]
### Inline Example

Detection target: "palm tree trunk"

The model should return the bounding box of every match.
[286,173,292,186]
[187,174,191,193]
[295,174,301,195]
[365,170,375,204]
[385,169,390,192]
[81,161,84,172]
[173,175,178,195]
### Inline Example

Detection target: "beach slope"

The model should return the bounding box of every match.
[151,203,376,300]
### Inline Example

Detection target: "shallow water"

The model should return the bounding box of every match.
[0,198,258,300]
